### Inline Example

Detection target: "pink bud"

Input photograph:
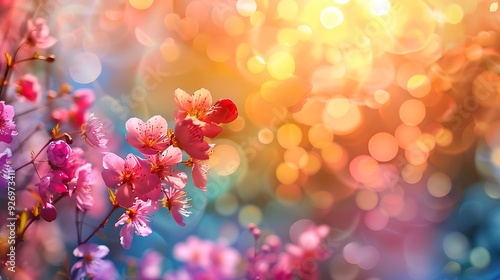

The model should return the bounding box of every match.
[47,140,71,168]
[73,89,95,110]
[251,228,261,239]
[204,99,238,124]
[248,223,256,231]
[40,203,57,222]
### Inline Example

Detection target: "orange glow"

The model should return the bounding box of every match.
[368,132,399,162]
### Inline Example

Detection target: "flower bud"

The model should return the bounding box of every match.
[40,203,57,222]
[47,140,71,168]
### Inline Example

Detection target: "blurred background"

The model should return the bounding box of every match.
[3,0,500,279]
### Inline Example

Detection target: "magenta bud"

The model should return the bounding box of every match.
[41,203,57,222]
[47,140,71,168]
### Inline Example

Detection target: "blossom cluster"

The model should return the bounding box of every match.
[0,14,239,279]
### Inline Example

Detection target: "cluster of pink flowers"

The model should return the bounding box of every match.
[246,223,332,280]
[104,88,237,249]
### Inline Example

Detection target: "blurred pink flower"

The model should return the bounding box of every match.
[73,88,95,110]
[25,17,56,49]
[102,153,160,207]
[163,186,191,226]
[69,163,94,211]
[16,73,41,103]
[174,118,211,160]
[210,242,241,279]
[126,115,171,155]
[51,108,69,123]
[115,199,158,249]
[148,145,186,189]
[187,158,209,191]
[47,140,71,167]
[139,250,164,280]
[173,236,214,268]
[81,113,108,150]
[61,147,86,179]
[71,243,114,279]
[174,88,237,138]
[0,101,17,144]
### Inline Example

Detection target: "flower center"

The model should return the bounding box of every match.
[84,253,93,263]
[126,208,136,223]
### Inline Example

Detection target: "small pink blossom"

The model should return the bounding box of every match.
[139,250,164,280]
[163,186,191,226]
[61,147,86,179]
[174,118,211,160]
[126,115,170,155]
[47,140,72,168]
[51,108,69,123]
[115,199,158,249]
[81,113,108,150]
[101,153,160,207]
[16,74,41,103]
[173,236,214,268]
[71,244,117,279]
[73,88,95,110]
[0,101,18,144]
[147,146,186,189]
[174,88,238,138]
[69,163,94,211]
[25,18,56,49]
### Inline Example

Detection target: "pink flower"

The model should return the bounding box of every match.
[25,18,56,49]
[126,115,171,155]
[73,88,95,110]
[162,186,191,226]
[69,163,94,211]
[51,108,69,123]
[174,88,238,138]
[81,113,108,150]
[115,199,158,249]
[173,236,214,268]
[16,74,41,103]
[61,147,86,179]
[71,244,115,279]
[0,101,17,144]
[47,140,72,168]
[148,146,186,189]
[139,250,163,280]
[101,153,160,207]
[47,170,69,195]
[173,118,211,160]
[187,158,209,191]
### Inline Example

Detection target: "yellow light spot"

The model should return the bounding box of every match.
[374,89,390,104]
[207,144,240,176]
[323,100,362,135]
[491,2,498,12]
[334,0,350,3]
[356,190,378,211]
[491,148,500,167]
[427,172,452,197]
[276,162,299,184]
[236,0,257,17]
[321,143,345,165]
[277,123,302,149]
[277,0,299,20]
[407,75,431,98]
[238,205,262,226]
[320,6,344,29]
[399,99,426,126]
[129,0,153,10]
[444,4,464,24]
[326,97,350,118]
[224,16,245,36]
[434,128,453,147]
[277,28,299,47]
[284,147,309,169]
[368,0,390,16]
[250,11,265,27]
[160,38,180,62]
[470,247,491,269]
[297,25,312,41]
[308,123,334,149]
[267,51,295,80]
[302,152,321,175]
[402,164,423,184]
[228,116,245,132]
[247,55,266,74]
[258,128,274,144]
[368,132,399,162]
